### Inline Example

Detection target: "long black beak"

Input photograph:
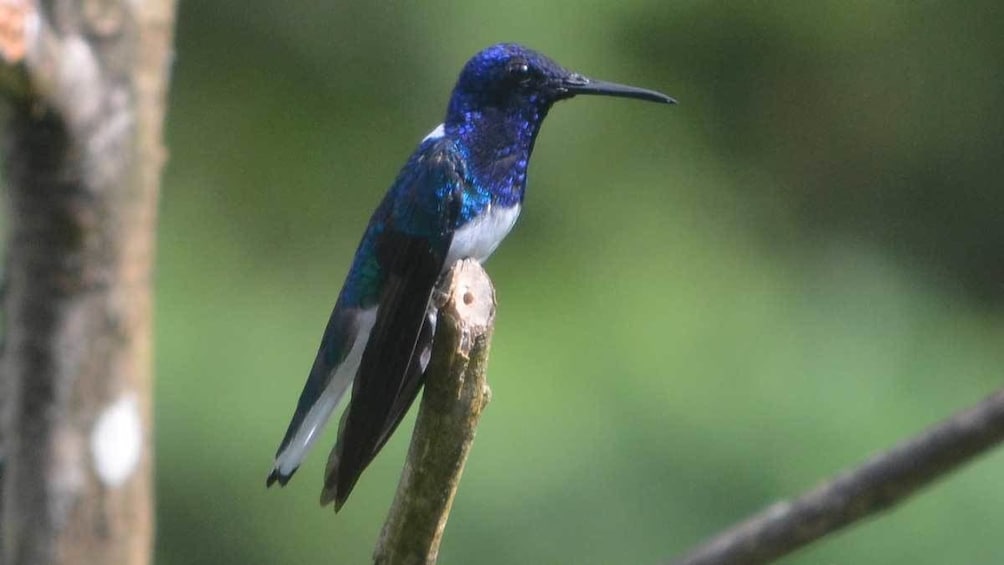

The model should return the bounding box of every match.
[559,73,676,104]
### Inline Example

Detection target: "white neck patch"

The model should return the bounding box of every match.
[422,123,446,142]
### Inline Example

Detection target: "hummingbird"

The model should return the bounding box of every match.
[267,43,674,510]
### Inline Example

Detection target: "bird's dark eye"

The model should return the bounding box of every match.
[507,60,531,85]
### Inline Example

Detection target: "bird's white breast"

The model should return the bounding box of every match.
[446,204,521,268]
[421,122,522,268]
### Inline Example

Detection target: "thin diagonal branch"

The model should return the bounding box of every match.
[667,388,1004,565]
[373,259,496,565]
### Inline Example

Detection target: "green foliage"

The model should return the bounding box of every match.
[155,2,1004,563]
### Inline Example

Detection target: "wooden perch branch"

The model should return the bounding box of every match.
[668,388,1004,565]
[373,259,496,565]
[0,1,176,564]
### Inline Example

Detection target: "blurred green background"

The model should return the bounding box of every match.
[156,1,1003,564]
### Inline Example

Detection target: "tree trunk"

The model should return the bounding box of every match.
[0,1,176,564]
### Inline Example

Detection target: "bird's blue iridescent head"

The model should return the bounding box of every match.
[446,44,566,130]
[445,43,674,133]
[442,43,674,200]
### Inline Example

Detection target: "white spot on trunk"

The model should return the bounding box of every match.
[90,394,142,487]
[56,36,103,128]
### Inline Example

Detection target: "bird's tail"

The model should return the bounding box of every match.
[266,307,375,487]
[267,382,345,486]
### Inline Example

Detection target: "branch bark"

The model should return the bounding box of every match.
[373,259,496,565]
[667,388,1004,565]
[0,1,176,564]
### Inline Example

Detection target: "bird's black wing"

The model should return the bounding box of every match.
[321,141,464,510]
[321,231,445,510]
